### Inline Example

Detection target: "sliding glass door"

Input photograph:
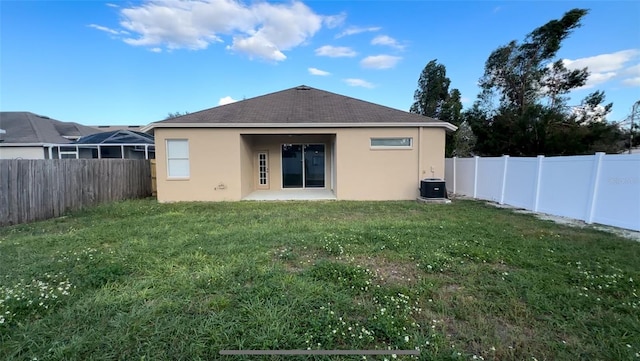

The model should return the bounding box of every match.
[282,144,303,188]
[282,144,325,188]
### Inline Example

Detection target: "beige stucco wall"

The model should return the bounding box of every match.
[334,127,445,200]
[155,128,243,202]
[154,126,447,202]
[239,135,254,198]
[0,146,46,159]
[420,128,446,180]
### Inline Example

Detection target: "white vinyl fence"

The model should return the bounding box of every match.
[445,153,640,232]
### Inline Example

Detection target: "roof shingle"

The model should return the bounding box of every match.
[0,112,99,144]
[154,86,446,126]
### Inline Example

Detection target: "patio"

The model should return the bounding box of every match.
[242,189,336,201]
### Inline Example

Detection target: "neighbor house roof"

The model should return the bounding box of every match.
[91,125,143,132]
[0,112,100,145]
[143,86,457,131]
[76,130,154,145]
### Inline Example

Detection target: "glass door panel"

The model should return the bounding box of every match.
[282,144,303,188]
[304,144,325,188]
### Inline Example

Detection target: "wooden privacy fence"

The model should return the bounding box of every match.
[0,159,152,226]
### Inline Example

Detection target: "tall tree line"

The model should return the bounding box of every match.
[411,9,628,157]
[409,60,474,157]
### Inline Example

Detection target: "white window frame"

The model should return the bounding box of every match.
[58,145,79,159]
[370,137,413,149]
[166,139,190,179]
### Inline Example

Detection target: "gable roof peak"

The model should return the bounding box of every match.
[145,85,456,132]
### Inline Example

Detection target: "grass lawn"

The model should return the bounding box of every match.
[0,199,639,360]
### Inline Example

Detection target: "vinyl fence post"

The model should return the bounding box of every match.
[585,152,605,224]
[473,156,479,198]
[533,155,544,212]
[452,156,457,194]
[500,155,509,205]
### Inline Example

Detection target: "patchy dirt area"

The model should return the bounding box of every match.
[353,255,423,286]
[485,201,640,242]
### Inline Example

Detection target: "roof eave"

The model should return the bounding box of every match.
[142,122,458,132]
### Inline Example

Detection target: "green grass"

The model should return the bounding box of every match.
[1,199,639,361]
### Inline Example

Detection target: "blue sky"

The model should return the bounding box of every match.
[1,0,639,126]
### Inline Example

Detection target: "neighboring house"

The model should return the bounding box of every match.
[0,112,155,160]
[144,85,457,202]
[0,112,100,159]
[75,130,155,159]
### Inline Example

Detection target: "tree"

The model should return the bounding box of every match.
[165,111,190,119]
[467,8,625,156]
[410,60,464,156]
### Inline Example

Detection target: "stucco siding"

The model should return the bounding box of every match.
[0,147,46,159]
[239,135,253,198]
[335,128,420,200]
[419,127,446,180]
[155,128,242,202]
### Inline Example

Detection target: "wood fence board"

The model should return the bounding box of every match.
[0,159,152,226]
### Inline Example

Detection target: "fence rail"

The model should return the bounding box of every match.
[445,153,640,232]
[0,159,152,226]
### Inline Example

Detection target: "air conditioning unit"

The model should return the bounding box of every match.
[420,178,447,199]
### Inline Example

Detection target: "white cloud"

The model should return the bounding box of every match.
[621,64,640,87]
[360,55,402,69]
[564,49,639,73]
[218,96,238,105]
[88,24,121,35]
[624,63,640,76]
[563,49,640,88]
[315,45,357,57]
[308,67,330,76]
[150,47,162,53]
[324,12,346,29]
[622,77,640,87]
[460,97,472,104]
[582,72,617,89]
[371,35,404,50]
[116,0,323,61]
[106,3,119,8]
[228,36,286,61]
[344,78,375,88]
[336,26,381,38]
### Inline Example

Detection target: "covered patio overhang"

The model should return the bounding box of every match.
[239,132,337,200]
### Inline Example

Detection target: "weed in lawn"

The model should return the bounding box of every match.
[308,261,374,293]
[0,272,73,326]
[322,233,348,256]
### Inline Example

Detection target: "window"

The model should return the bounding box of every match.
[370,137,413,148]
[58,146,79,159]
[166,139,190,178]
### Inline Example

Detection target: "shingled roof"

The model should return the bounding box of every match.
[148,86,455,130]
[0,112,100,144]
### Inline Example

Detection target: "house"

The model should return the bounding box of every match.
[0,112,100,159]
[0,112,155,160]
[142,85,457,202]
[75,130,155,159]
